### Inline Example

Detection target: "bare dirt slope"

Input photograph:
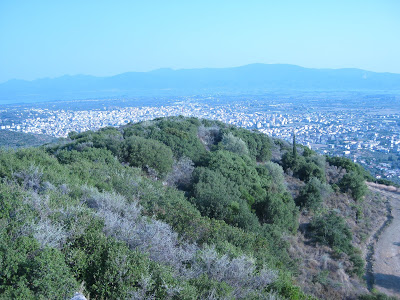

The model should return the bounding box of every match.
[368,183,400,297]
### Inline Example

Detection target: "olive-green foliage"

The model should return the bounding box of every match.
[0,236,78,299]
[300,155,326,182]
[254,162,299,233]
[0,148,64,185]
[191,167,242,220]
[195,151,298,233]
[75,127,123,154]
[66,222,196,299]
[326,156,373,180]
[207,150,266,206]
[123,117,207,163]
[0,183,78,299]
[254,191,299,234]
[0,117,319,299]
[339,171,367,201]
[375,178,400,188]
[55,147,127,191]
[188,275,234,299]
[220,132,249,156]
[296,177,331,211]
[349,252,365,278]
[308,211,353,254]
[268,272,317,300]
[281,151,299,172]
[219,127,272,161]
[191,167,259,231]
[122,135,174,176]
[257,162,286,193]
[0,129,56,148]
[134,176,295,269]
[281,151,326,182]
[301,146,314,158]
[0,157,195,299]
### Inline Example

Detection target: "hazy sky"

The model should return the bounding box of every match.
[1,0,399,82]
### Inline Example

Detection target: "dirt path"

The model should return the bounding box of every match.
[367,184,400,297]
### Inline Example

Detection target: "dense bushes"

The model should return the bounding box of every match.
[121,135,174,176]
[123,117,208,163]
[206,150,265,206]
[254,191,299,234]
[339,171,367,201]
[220,132,249,156]
[0,183,78,299]
[326,156,373,180]
[2,116,372,299]
[325,156,369,201]
[0,235,78,299]
[308,211,353,254]
[296,177,332,211]
[219,127,272,161]
[191,167,259,230]
[281,151,325,183]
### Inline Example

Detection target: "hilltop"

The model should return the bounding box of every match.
[0,116,397,299]
[1,64,400,103]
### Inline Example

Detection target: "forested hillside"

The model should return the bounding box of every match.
[0,116,395,299]
[0,130,56,148]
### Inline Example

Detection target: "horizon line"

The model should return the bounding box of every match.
[2,63,400,84]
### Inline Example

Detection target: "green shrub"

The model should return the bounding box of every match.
[308,211,353,254]
[257,161,286,194]
[326,156,373,180]
[0,234,78,299]
[207,150,266,206]
[339,171,367,201]
[124,117,207,163]
[349,253,365,278]
[121,135,173,176]
[220,132,249,156]
[268,273,317,300]
[296,177,331,211]
[191,167,259,231]
[219,127,272,161]
[281,152,325,182]
[254,191,299,234]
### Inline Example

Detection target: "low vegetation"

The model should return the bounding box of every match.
[0,116,389,299]
[0,130,56,148]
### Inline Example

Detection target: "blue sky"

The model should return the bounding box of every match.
[0,0,399,82]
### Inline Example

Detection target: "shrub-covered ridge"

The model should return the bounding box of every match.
[0,116,389,299]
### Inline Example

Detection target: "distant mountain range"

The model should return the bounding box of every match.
[1,64,400,104]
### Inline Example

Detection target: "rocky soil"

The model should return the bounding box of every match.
[367,183,400,298]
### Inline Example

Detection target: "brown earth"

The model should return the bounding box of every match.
[367,183,400,297]
[288,180,397,299]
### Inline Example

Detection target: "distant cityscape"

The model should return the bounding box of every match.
[1,94,400,183]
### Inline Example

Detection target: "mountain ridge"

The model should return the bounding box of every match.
[1,63,400,104]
